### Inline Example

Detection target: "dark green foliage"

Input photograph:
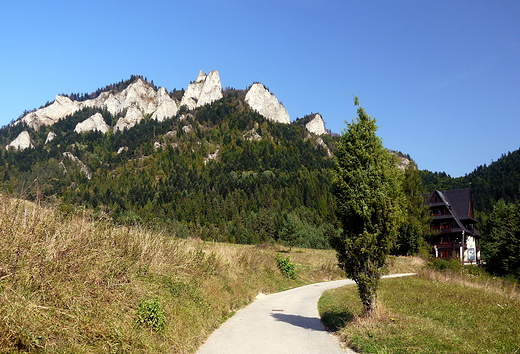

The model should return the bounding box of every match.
[427,258,464,272]
[276,253,296,279]
[332,99,403,315]
[481,199,520,280]
[135,298,167,332]
[393,161,432,256]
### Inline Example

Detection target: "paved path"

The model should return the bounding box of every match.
[196,273,415,354]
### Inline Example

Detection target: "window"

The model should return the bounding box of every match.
[439,250,450,259]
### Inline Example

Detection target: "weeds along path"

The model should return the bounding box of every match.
[196,274,415,354]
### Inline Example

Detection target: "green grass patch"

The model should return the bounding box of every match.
[319,275,520,353]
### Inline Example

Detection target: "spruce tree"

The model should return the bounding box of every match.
[332,98,403,315]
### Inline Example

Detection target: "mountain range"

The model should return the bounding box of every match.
[1,70,519,243]
[0,70,337,247]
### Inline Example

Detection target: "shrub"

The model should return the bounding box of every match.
[276,253,295,279]
[428,258,463,272]
[135,298,167,332]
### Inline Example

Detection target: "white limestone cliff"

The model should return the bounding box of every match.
[113,106,144,132]
[151,87,178,122]
[180,70,223,110]
[18,78,178,130]
[21,96,82,130]
[103,79,157,116]
[245,83,290,124]
[45,131,56,144]
[197,71,223,107]
[305,113,327,135]
[6,131,34,150]
[74,112,110,134]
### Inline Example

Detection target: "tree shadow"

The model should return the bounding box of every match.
[320,309,356,331]
[270,313,325,331]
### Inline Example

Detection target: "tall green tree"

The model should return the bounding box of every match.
[393,161,431,256]
[332,98,403,315]
[481,199,520,280]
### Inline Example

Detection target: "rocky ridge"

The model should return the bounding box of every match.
[7,70,330,150]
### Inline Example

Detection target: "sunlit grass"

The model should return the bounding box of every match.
[319,272,520,354]
[0,196,344,353]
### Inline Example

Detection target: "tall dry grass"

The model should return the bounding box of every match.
[0,196,343,353]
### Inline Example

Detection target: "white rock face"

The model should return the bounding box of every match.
[21,96,82,130]
[151,87,178,122]
[305,113,327,135]
[245,83,290,124]
[180,70,223,110]
[45,131,56,144]
[197,71,223,107]
[103,79,157,116]
[315,136,333,158]
[18,78,179,130]
[113,106,144,132]
[74,112,110,134]
[7,131,34,150]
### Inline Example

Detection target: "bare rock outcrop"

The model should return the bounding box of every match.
[103,79,157,116]
[74,112,110,134]
[305,113,327,135]
[151,87,178,122]
[45,131,56,144]
[113,106,144,132]
[6,131,34,150]
[18,78,178,130]
[245,83,290,124]
[63,152,92,179]
[21,96,82,130]
[180,71,223,110]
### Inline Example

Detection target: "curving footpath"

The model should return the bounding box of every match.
[196,273,415,354]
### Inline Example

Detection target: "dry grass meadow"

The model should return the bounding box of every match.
[0,196,347,353]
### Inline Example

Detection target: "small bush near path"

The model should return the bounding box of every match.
[319,272,520,354]
[276,253,296,279]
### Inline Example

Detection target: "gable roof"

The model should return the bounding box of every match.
[426,188,479,237]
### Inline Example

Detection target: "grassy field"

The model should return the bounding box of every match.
[0,196,345,353]
[319,267,520,354]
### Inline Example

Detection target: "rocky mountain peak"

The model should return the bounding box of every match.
[305,113,327,135]
[17,78,177,131]
[180,70,223,110]
[245,83,290,124]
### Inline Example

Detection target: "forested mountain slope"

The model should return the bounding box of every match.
[0,76,338,248]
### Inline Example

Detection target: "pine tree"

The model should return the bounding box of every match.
[394,161,431,255]
[332,98,403,315]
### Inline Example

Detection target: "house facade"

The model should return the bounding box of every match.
[425,188,480,263]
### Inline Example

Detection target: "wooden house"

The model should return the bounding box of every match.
[425,188,480,263]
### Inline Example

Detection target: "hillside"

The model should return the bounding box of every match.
[0,72,337,248]
[0,196,345,353]
[420,148,520,213]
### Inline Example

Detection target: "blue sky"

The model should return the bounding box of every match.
[1,0,519,177]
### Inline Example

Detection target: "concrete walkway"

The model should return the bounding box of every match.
[196,274,415,354]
